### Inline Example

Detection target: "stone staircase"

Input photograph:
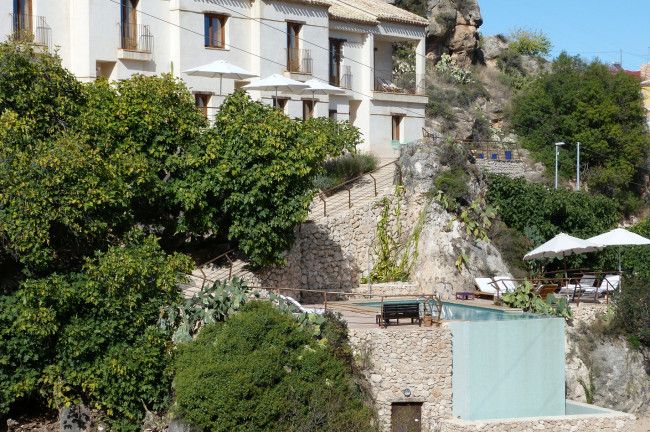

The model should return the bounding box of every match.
[181,159,399,297]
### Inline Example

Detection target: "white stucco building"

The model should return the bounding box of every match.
[2,0,428,156]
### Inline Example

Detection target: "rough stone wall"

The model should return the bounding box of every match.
[348,327,453,432]
[439,411,636,432]
[474,159,525,178]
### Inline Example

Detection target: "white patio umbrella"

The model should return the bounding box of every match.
[523,233,603,261]
[295,78,346,108]
[587,228,650,272]
[182,60,257,104]
[242,74,309,107]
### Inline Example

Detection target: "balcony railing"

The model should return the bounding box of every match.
[10,14,51,50]
[374,70,426,95]
[340,65,352,89]
[120,23,153,53]
[286,48,312,74]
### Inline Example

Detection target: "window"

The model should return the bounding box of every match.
[272,97,288,111]
[121,0,138,50]
[205,14,226,48]
[329,109,337,120]
[195,93,210,117]
[329,39,343,86]
[392,115,402,142]
[13,0,32,33]
[303,100,313,120]
[287,23,301,72]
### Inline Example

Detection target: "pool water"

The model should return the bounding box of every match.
[357,300,543,321]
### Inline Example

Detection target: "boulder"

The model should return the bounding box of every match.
[59,405,89,432]
[480,34,508,61]
[426,0,483,66]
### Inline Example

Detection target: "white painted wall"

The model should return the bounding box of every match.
[0,0,427,157]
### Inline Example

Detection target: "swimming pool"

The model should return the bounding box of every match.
[357,300,544,321]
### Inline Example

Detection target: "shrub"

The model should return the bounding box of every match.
[0,233,192,430]
[500,281,573,319]
[434,167,470,204]
[174,301,376,432]
[507,27,552,56]
[314,153,378,190]
[611,274,650,348]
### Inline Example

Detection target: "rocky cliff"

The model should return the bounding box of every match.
[425,0,483,66]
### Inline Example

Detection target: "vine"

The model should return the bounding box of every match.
[363,185,430,283]
[434,189,496,271]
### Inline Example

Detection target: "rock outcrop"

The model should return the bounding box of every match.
[425,0,483,66]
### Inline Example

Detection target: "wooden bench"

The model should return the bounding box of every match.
[380,302,421,327]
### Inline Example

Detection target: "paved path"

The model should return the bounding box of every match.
[182,159,398,297]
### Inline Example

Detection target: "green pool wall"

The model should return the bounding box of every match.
[448,318,566,420]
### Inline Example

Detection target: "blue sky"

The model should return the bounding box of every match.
[479,1,650,71]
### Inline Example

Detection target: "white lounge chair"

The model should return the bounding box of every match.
[580,274,620,300]
[474,276,516,299]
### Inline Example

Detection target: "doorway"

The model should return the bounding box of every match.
[391,402,422,432]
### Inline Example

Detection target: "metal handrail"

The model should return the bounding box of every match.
[120,23,153,53]
[317,160,401,217]
[10,14,51,50]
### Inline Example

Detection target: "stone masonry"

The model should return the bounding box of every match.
[348,327,453,432]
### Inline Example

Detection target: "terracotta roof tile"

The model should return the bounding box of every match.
[331,0,429,26]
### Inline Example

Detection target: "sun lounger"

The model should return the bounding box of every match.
[577,274,620,302]
[534,284,558,300]
[559,274,597,300]
[474,277,516,299]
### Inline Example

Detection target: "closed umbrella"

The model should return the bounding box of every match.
[183,60,257,105]
[242,74,309,108]
[587,228,650,272]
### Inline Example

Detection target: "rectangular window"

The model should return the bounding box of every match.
[392,115,402,142]
[121,0,138,50]
[302,100,313,120]
[329,39,343,86]
[329,109,337,120]
[287,22,301,72]
[205,14,226,48]
[13,0,32,32]
[391,402,422,432]
[195,93,210,117]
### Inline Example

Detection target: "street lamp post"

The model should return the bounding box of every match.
[555,142,565,189]
[576,142,580,191]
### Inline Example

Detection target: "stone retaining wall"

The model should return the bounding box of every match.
[475,159,525,178]
[439,409,636,431]
[256,192,418,291]
[349,282,422,297]
[348,327,453,432]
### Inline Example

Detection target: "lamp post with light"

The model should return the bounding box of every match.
[555,142,565,189]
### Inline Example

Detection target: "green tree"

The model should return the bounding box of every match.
[174,301,375,432]
[508,27,552,56]
[509,53,649,210]
[0,234,192,429]
[181,91,359,267]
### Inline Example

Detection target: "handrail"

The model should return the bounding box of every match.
[317,160,400,217]
[196,248,236,289]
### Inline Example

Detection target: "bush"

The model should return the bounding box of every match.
[174,301,376,432]
[314,153,378,190]
[507,27,552,56]
[0,233,192,430]
[611,274,650,348]
[434,167,469,204]
[496,49,526,77]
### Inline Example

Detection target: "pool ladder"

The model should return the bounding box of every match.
[434,281,454,300]
[417,294,443,323]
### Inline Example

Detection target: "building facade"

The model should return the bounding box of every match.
[2,0,428,156]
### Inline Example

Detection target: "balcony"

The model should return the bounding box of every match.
[118,23,153,61]
[286,48,312,75]
[374,70,426,95]
[10,14,51,51]
[330,65,352,90]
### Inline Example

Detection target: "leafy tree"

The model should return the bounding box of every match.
[508,27,552,57]
[509,53,649,210]
[392,0,428,17]
[174,301,376,432]
[486,175,619,270]
[181,91,359,267]
[0,234,192,430]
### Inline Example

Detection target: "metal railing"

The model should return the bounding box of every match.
[340,65,352,89]
[286,48,312,74]
[374,71,426,95]
[120,23,153,53]
[316,160,402,218]
[10,14,51,50]
[458,140,522,162]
